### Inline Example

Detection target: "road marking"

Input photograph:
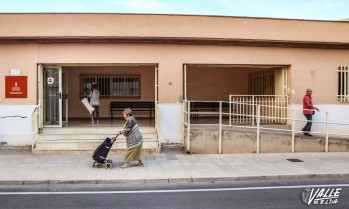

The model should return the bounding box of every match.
[1,184,348,195]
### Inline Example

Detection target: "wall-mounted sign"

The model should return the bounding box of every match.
[5,76,27,98]
[10,69,21,76]
[47,77,54,85]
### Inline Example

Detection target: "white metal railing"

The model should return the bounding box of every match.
[229,95,289,125]
[183,99,349,154]
[155,102,160,134]
[183,100,231,154]
[31,106,40,151]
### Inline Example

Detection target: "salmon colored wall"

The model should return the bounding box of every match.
[1,43,349,106]
[0,44,37,105]
[186,67,250,100]
[290,49,349,104]
[1,14,349,43]
[63,66,155,118]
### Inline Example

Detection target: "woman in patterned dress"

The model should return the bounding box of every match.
[118,108,144,168]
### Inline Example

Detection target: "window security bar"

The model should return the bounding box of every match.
[80,73,141,99]
[337,65,349,102]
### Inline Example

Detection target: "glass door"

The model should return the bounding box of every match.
[62,72,68,124]
[43,67,62,127]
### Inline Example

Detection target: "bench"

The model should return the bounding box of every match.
[190,102,230,111]
[190,102,231,118]
[110,102,155,120]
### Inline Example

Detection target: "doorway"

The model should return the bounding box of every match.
[183,64,289,100]
[38,64,158,128]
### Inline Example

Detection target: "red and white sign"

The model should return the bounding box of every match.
[5,76,28,98]
[47,77,54,85]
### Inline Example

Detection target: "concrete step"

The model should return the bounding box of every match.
[33,139,160,154]
[32,147,160,155]
[41,127,157,135]
[35,140,159,149]
[36,133,158,140]
[34,127,159,154]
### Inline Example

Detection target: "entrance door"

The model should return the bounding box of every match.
[62,72,69,124]
[43,67,63,127]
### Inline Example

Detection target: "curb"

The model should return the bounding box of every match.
[1,173,349,186]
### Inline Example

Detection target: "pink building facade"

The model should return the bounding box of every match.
[1,13,349,147]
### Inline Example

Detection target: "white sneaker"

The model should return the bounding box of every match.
[96,120,99,124]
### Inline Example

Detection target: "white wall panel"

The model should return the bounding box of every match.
[158,103,183,144]
[0,105,36,145]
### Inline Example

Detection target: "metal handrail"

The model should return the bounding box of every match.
[31,106,39,151]
[183,99,349,154]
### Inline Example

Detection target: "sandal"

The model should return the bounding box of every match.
[135,162,144,167]
[120,164,130,168]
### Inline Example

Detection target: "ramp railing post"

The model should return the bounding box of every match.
[325,112,329,152]
[252,96,255,126]
[256,105,260,154]
[219,101,222,154]
[291,108,295,153]
[229,95,232,126]
[187,101,191,153]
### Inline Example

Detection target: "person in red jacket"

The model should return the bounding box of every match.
[301,89,319,136]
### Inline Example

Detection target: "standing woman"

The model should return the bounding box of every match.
[89,84,100,124]
[119,108,144,168]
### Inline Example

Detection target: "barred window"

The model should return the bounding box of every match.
[80,73,141,99]
[337,66,349,102]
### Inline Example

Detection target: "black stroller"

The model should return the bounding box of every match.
[92,134,120,169]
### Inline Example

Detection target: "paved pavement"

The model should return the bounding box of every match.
[0,149,348,185]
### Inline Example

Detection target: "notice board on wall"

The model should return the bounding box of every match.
[5,76,28,98]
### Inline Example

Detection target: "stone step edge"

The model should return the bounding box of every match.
[33,147,160,151]
[38,133,158,136]
[35,139,159,143]
[32,148,160,155]
[36,137,158,140]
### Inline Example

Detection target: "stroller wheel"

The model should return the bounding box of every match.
[106,163,112,169]
[107,159,112,164]
[97,163,102,168]
[92,161,97,168]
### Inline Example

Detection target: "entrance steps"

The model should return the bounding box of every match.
[32,127,160,154]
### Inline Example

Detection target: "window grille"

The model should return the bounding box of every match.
[80,73,141,99]
[337,66,349,102]
[248,69,275,95]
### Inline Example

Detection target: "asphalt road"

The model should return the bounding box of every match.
[0,178,348,209]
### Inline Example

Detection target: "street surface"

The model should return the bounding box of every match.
[0,178,348,209]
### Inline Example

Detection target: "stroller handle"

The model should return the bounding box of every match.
[111,133,121,143]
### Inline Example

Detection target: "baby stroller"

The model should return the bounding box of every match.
[92,134,120,169]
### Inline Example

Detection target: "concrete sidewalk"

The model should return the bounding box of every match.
[0,150,349,185]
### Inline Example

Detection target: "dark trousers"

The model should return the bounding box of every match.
[302,114,312,134]
[91,105,99,121]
